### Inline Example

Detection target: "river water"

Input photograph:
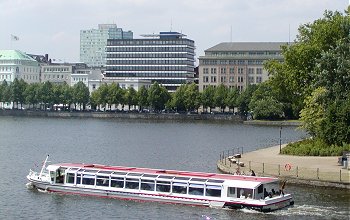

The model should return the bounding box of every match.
[0,116,348,219]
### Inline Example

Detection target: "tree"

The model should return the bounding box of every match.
[107,83,119,110]
[147,82,170,111]
[61,82,73,110]
[201,85,215,113]
[171,84,187,112]
[213,84,228,112]
[73,81,89,110]
[265,9,350,120]
[39,81,54,110]
[25,83,40,109]
[0,80,10,109]
[225,87,239,113]
[236,85,257,116]
[184,83,201,112]
[125,86,138,110]
[137,85,148,111]
[10,78,27,109]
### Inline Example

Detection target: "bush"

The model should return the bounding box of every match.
[281,138,350,156]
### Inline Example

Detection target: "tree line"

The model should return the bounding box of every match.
[0,78,257,115]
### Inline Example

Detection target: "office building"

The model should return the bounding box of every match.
[80,24,133,67]
[104,32,195,92]
[198,42,286,92]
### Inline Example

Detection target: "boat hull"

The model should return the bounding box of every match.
[28,179,293,212]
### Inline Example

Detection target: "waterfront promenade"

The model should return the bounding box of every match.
[217,144,350,189]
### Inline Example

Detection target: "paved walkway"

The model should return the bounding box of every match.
[217,144,350,188]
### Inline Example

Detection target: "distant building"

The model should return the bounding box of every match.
[0,50,40,84]
[41,64,73,85]
[80,24,133,67]
[104,32,195,92]
[198,42,286,92]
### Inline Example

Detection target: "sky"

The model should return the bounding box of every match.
[0,0,348,63]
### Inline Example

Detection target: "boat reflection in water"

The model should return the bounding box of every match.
[27,155,294,212]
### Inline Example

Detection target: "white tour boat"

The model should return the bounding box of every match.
[27,155,294,212]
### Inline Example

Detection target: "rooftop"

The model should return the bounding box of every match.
[0,50,37,62]
[205,42,289,52]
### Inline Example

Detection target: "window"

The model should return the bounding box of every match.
[172,182,187,194]
[96,176,109,187]
[111,177,124,188]
[125,178,139,189]
[140,179,155,191]
[66,173,75,184]
[256,68,263,74]
[82,174,95,185]
[229,68,234,74]
[238,67,244,74]
[256,76,262,83]
[227,187,236,197]
[205,185,221,197]
[189,183,204,196]
[156,181,171,192]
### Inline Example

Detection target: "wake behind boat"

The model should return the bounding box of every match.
[27,155,294,212]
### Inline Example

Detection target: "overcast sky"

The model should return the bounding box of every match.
[0,0,348,63]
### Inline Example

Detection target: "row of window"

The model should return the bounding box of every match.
[203,67,263,75]
[43,75,69,80]
[106,66,191,72]
[206,51,281,56]
[200,60,266,65]
[107,39,195,47]
[0,66,39,73]
[65,173,222,197]
[202,76,245,83]
[105,72,189,78]
[106,47,193,53]
[43,67,70,72]
[202,84,245,92]
[107,53,193,59]
[107,60,191,65]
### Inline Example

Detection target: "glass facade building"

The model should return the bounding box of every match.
[104,32,195,91]
[80,24,133,67]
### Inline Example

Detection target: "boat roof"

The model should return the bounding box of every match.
[47,163,278,185]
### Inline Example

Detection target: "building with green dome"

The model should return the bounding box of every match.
[0,50,40,84]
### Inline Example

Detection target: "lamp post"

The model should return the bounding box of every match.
[279,125,282,154]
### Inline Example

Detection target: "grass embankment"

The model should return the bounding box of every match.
[282,138,350,156]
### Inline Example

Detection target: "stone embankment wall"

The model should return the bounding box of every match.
[0,110,243,122]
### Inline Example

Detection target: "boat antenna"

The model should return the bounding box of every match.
[39,155,50,178]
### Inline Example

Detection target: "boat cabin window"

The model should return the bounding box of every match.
[172,182,187,194]
[237,188,253,199]
[227,187,236,197]
[156,180,171,192]
[140,179,155,191]
[56,168,66,184]
[125,178,139,189]
[96,175,109,187]
[66,173,75,184]
[207,179,225,184]
[111,177,124,188]
[174,177,190,181]
[82,174,95,185]
[189,183,204,196]
[205,185,221,197]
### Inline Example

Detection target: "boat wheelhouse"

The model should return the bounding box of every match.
[27,156,293,212]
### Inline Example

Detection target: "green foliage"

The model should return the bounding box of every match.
[147,82,170,111]
[201,85,215,112]
[237,85,257,116]
[125,87,138,110]
[281,138,350,156]
[214,84,228,112]
[299,87,327,136]
[225,87,239,112]
[171,84,187,112]
[137,85,148,110]
[184,83,200,112]
[73,81,90,110]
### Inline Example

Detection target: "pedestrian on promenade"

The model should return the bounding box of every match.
[250,170,256,176]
